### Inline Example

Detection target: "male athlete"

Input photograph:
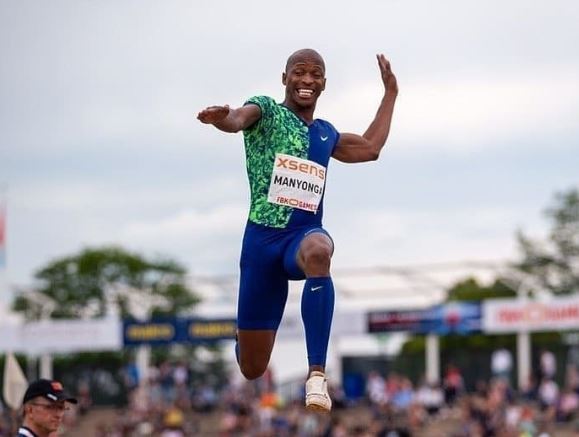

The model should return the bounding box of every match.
[197,49,397,411]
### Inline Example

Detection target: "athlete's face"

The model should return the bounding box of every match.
[283,54,326,109]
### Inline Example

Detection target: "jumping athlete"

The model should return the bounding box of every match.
[197,49,398,412]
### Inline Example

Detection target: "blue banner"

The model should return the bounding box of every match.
[421,303,481,335]
[186,319,237,342]
[123,319,179,346]
[123,318,237,346]
[367,302,481,335]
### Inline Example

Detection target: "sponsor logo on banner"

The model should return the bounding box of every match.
[123,318,237,345]
[187,320,236,341]
[368,309,426,333]
[124,322,176,344]
[267,153,326,212]
[482,295,579,333]
[367,303,481,335]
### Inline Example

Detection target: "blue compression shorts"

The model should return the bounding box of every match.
[237,221,333,330]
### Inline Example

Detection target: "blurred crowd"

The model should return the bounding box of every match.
[2,347,579,436]
[85,348,579,437]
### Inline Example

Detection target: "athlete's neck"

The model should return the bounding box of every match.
[282,100,316,125]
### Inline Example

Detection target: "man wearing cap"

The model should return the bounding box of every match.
[18,379,77,437]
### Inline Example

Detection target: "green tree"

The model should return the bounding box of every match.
[10,247,234,406]
[446,277,516,302]
[12,246,200,320]
[515,188,579,295]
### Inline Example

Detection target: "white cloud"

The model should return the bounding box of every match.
[328,205,545,271]
[121,205,246,245]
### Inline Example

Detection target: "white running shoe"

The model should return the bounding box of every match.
[305,371,332,412]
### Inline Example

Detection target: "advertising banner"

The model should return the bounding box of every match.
[367,302,481,335]
[186,319,237,342]
[123,319,178,346]
[123,318,237,346]
[482,295,579,333]
[0,318,122,353]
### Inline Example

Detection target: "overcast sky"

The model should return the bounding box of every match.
[1,0,578,299]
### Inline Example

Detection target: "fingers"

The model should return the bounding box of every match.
[376,53,391,74]
[197,105,229,123]
[375,54,398,94]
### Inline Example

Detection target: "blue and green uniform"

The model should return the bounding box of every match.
[238,95,339,334]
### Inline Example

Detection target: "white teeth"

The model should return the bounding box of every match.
[298,89,313,97]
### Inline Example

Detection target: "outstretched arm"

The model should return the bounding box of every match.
[197,104,261,133]
[332,54,398,163]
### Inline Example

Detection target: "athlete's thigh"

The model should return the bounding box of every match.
[237,262,288,330]
[283,227,334,280]
[238,228,290,330]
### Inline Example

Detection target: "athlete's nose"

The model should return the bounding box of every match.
[302,73,315,85]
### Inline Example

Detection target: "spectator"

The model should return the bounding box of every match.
[391,378,414,411]
[366,371,386,406]
[491,348,513,383]
[565,344,579,392]
[556,386,579,422]
[443,364,464,406]
[540,349,557,380]
[415,380,444,416]
[538,376,560,424]
[160,406,185,437]
[18,379,77,437]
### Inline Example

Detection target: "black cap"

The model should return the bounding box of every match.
[22,379,78,405]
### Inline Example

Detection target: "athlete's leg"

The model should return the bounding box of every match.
[285,228,335,411]
[297,232,335,374]
[236,225,289,380]
[236,329,276,380]
[236,265,288,380]
[286,229,335,372]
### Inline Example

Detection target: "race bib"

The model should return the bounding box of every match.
[267,153,326,213]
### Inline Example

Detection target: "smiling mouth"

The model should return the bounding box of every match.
[297,88,314,98]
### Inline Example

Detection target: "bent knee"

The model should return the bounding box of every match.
[239,360,268,380]
[302,245,332,271]
[305,247,332,263]
[236,329,275,380]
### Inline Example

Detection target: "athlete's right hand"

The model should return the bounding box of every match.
[197,105,230,124]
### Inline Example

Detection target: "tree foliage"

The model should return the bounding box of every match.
[515,187,579,295]
[446,277,516,302]
[12,246,200,320]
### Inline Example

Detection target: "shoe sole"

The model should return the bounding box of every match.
[305,395,331,412]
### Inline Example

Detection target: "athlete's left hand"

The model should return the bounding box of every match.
[377,54,398,95]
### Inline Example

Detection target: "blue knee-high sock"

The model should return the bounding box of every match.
[301,277,335,367]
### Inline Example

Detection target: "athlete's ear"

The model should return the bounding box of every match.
[322,77,326,91]
[282,72,287,86]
